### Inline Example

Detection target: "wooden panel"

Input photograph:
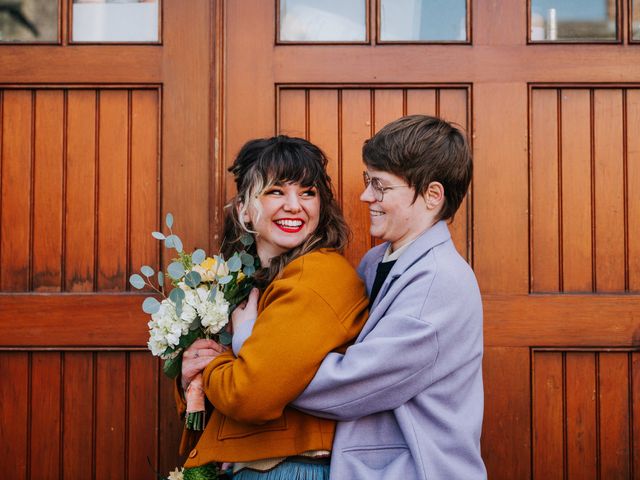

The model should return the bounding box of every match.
[627,90,640,292]
[373,89,403,133]
[128,352,158,480]
[130,90,160,290]
[598,352,630,478]
[405,89,437,117]
[95,352,126,480]
[482,347,531,480]
[565,353,597,479]
[561,89,593,292]
[593,90,625,292]
[532,352,564,479]
[439,89,470,261]
[158,368,183,477]
[97,90,128,292]
[33,91,64,292]
[633,352,640,478]
[474,83,529,293]
[340,89,372,266]
[65,90,97,292]
[62,352,94,480]
[0,352,28,478]
[308,90,340,197]
[29,352,61,480]
[279,89,306,138]
[530,89,560,292]
[1,90,32,292]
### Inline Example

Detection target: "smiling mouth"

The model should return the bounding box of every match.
[369,210,385,217]
[274,219,304,233]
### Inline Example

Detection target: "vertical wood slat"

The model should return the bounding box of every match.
[97,90,129,292]
[598,352,630,478]
[561,89,593,292]
[130,90,160,290]
[307,90,340,199]
[632,352,640,479]
[29,352,61,480]
[1,90,32,292]
[627,90,640,292]
[593,90,625,292]
[0,352,29,479]
[439,89,470,261]
[565,352,597,479]
[532,352,564,480]
[63,352,94,480]
[405,89,437,117]
[481,347,531,480]
[33,91,64,292]
[530,89,560,292]
[340,89,372,267]
[95,352,126,480]
[158,367,183,478]
[279,89,307,139]
[373,89,403,133]
[65,90,96,292]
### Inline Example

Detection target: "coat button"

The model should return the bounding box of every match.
[189,449,198,458]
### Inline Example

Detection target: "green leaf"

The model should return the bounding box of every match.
[227,254,242,272]
[191,249,206,265]
[168,261,185,280]
[157,271,164,286]
[140,265,154,277]
[218,330,232,346]
[163,355,182,379]
[129,274,145,289]
[178,328,200,349]
[142,297,161,314]
[169,287,185,304]
[184,271,202,288]
[240,233,254,246]
[242,265,256,277]
[166,212,174,229]
[167,234,183,253]
[218,275,233,285]
[240,252,254,266]
[152,231,166,240]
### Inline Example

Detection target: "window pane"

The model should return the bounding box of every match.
[0,0,58,43]
[530,0,617,41]
[380,0,467,42]
[72,0,159,43]
[633,0,640,40]
[279,0,366,42]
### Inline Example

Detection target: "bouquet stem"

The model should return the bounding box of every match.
[185,373,206,431]
[185,411,206,431]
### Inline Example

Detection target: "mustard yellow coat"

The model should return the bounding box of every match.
[178,249,368,467]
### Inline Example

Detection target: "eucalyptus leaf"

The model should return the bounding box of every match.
[169,287,185,304]
[166,212,174,229]
[157,271,164,286]
[218,330,232,346]
[227,254,242,272]
[207,287,218,302]
[168,261,185,280]
[242,265,256,277]
[184,271,202,288]
[189,316,202,331]
[240,252,254,266]
[166,234,183,253]
[240,233,254,246]
[129,274,145,290]
[191,249,206,265]
[152,231,166,240]
[164,236,174,248]
[218,275,233,285]
[141,265,154,277]
[142,297,161,314]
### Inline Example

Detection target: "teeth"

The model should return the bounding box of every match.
[276,219,303,227]
[370,210,384,216]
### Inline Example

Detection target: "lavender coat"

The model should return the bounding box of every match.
[292,221,487,479]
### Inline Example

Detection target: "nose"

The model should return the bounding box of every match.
[360,184,376,203]
[283,192,302,212]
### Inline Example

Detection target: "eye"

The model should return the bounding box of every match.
[264,187,284,196]
[300,188,317,197]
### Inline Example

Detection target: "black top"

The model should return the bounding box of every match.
[368,259,397,309]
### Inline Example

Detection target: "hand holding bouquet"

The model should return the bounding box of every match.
[130,213,257,430]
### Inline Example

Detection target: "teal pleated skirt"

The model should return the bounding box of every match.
[182,458,330,480]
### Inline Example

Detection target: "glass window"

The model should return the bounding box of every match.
[0,0,58,43]
[72,0,159,43]
[379,0,467,42]
[279,0,366,42]
[530,0,617,42]
[633,0,640,41]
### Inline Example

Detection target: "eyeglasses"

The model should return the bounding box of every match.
[362,171,409,202]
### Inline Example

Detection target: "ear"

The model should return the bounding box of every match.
[425,181,444,210]
[236,200,251,224]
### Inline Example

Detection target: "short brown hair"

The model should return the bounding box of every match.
[362,115,472,221]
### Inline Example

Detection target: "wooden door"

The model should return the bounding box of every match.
[221,1,640,478]
[0,1,213,478]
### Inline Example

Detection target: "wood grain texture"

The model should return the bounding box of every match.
[279,89,306,138]
[0,352,28,478]
[308,89,340,197]
[405,89,437,117]
[627,90,640,292]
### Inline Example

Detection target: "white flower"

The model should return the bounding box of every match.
[193,256,229,282]
[199,288,230,334]
[167,467,184,480]
[147,299,183,358]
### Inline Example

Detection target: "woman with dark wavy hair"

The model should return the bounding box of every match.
[176,135,368,480]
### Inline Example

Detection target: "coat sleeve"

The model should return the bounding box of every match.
[292,270,444,421]
[201,282,356,424]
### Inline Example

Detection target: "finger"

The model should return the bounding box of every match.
[190,338,218,349]
[247,288,260,308]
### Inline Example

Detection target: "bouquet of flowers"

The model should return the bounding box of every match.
[130,213,256,430]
